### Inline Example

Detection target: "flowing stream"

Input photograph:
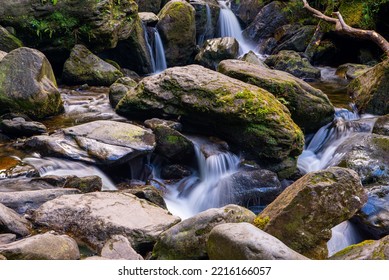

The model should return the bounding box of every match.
[144,26,167,74]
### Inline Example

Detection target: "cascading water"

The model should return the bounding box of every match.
[197,3,213,46]
[153,28,168,73]
[143,24,156,73]
[327,221,365,257]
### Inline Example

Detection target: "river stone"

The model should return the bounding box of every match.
[349,58,389,115]
[256,167,367,259]
[0,47,63,119]
[336,63,371,80]
[0,26,23,52]
[63,176,102,193]
[24,120,156,166]
[33,192,181,252]
[157,0,196,66]
[0,188,81,215]
[139,12,159,25]
[207,223,309,260]
[0,117,47,137]
[241,51,269,68]
[144,118,182,131]
[0,51,7,61]
[264,50,321,81]
[195,37,239,70]
[116,64,304,173]
[218,59,334,132]
[0,234,16,245]
[373,115,389,136]
[330,236,389,260]
[122,186,167,210]
[152,204,255,260]
[62,45,123,86]
[101,235,143,260]
[0,203,31,237]
[109,77,137,108]
[0,232,80,260]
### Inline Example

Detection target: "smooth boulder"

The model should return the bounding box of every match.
[0,203,31,237]
[0,117,47,137]
[101,235,143,260]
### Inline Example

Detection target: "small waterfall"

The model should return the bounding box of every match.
[153,28,167,73]
[198,3,213,46]
[327,221,364,257]
[217,0,253,54]
[143,24,156,74]
[23,156,116,191]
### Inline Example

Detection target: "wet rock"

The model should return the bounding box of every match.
[336,63,371,80]
[62,45,123,87]
[207,223,308,260]
[101,235,143,260]
[218,59,334,132]
[0,188,80,215]
[273,25,316,54]
[109,77,138,108]
[0,203,31,237]
[229,0,263,26]
[0,234,16,245]
[0,26,23,52]
[0,117,47,137]
[264,50,321,81]
[157,0,196,66]
[191,0,220,46]
[63,176,102,193]
[0,47,63,119]
[373,115,389,136]
[161,164,192,180]
[0,232,80,260]
[24,120,156,166]
[116,64,304,172]
[123,186,167,210]
[152,205,255,259]
[256,167,367,259]
[144,118,182,131]
[195,37,239,70]
[33,192,181,252]
[330,236,389,260]
[241,51,268,68]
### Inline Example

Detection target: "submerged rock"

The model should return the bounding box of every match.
[152,204,255,260]
[0,47,63,119]
[62,45,123,86]
[0,232,80,260]
[256,167,367,259]
[33,192,181,252]
[207,223,308,260]
[0,203,31,237]
[218,59,334,132]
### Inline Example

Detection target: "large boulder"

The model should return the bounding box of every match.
[62,45,123,86]
[349,59,389,115]
[101,235,143,260]
[0,47,63,119]
[152,205,255,259]
[33,192,181,252]
[218,59,334,132]
[272,25,316,54]
[0,26,23,52]
[116,65,304,173]
[0,203,31,237]
[255,167,367,259]
[207,223,308,260]
[195,37,239,70]
[0,117,47,137]
[0,232,80,260]
[157,0,196,66]
[24,120,156,166]
[336,63,371,80]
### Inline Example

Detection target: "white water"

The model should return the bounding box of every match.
[143,24,156,73]
[217,0,253,55]
[153,28,168,73]
[327,221,364,257]
[198,3,213,46]
[23,156,117,191]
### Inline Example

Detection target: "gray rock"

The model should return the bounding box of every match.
[207,223,308,260]
[0,234,16,245]
[101,235,143,260]
[33,192,181,251]
[139,12,159,25]
[144,118,182,131]
[373,115,389,136]
[0,50,7,61]
[0,117,47,137]
[152,204,255,259]
[137,0,162,14]
[241,51,268,68]
[0,203,31,237]
[0,26,23,52]
[0,232,80,260]
[273,25,316,54]
[122,186,167,210]
[191,0,220,46]
[109,77,138,108]
[336,63,371,80]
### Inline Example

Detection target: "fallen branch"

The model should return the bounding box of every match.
[302,0,389,56]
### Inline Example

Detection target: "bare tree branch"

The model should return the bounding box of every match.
[302,0,389,57]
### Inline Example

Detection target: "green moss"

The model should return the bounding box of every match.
[373,137,389,152]
[253,215,270,230]
[332,240,376,258]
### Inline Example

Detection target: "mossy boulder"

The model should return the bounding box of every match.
[0,26,23,52]
[218,59,334,133]
[152,204,255,260]
[336,63,371,80]
[0,47,63,119]
[109,77,137,108]
[0,203,31,237]
[256,167,367,259]
[265,50,321,81]
[62,44,123,86]
[349,59,389,115]
[116,64,304,172]
[195,37,239,70]
[157,0,196,66]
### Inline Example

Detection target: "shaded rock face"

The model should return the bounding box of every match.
[207,223,309,260]
[272,25,316,54]
[152,205,255,260]
[218,59,334,133]
[373,115,389,136]
[349,59,389,115]
[116,65,304,172]
[0,157,38,180]
[24,120,156,166]
[330,236,389,260]
[195,37,239,70]
[157,0,196,67]
[190,0,220,46]
[230,0,263,26]
[0,117,47,137]
[0,203,31,237]
[0,47,63,119]
[0,232,80,260]
[137,0,163,14]
[62,45,123,86]
[32,192,181,252]
[0,26,23,52]
[336,63,371,80]
[256,167,367,259]
[264,50,321,81]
